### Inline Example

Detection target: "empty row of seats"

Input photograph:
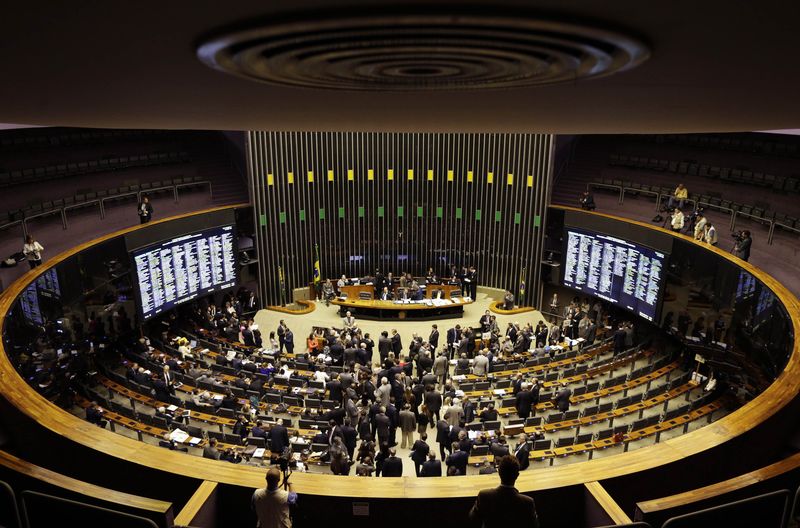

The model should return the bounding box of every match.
[0,150,190,188]
[0,176,208,227]
[649,133,800,157]
[609,153,800,194]
[0,128,174,151]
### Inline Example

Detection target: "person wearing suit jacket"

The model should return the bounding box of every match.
[469,455,539,527]
[425,386,443,424]
[421,453,442,477]
[382,448,403,476]
[268,419,290,457]
[378,331,392,364]
[553,383,572,413]
[429,324,440,351]
[410,432,431,476]
[515,384,534,420]
[514,434,531,471]
[391,329,402,355]
[432,352,449,387]
[446,442,469,476]
[137,196,154,224]
[446,325,460,359]
[436,419,451,460]
[379,286,394,301]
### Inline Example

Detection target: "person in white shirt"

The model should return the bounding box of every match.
[337,274,347,288]
[693,212,708,240]
[704,223,718,246]
[23,235,44,269]
[670,209,685,232]
[312,368,330,384]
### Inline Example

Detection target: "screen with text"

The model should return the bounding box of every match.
[133,225,237,320]
[562,227,667,321]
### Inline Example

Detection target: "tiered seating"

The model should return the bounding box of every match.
[0,150,190,188]
[1,175,211,232]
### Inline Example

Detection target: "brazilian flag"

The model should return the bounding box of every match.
[313,243,321,285]
[519,266,527,305]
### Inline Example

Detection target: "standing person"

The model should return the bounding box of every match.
[733,230,752,262]
[398,404,416,449]
[693,211,708,240]
[22,235,44,269]
[704,223,718,246]
[410,432,430,477]
[252,468,297,528]
[429,324,440,351]
[137,195,153,224]
[469,455,539,527]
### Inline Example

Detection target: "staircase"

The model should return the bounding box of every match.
[551,136,617,206]
[184,132,249,206]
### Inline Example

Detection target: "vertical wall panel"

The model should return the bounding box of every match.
[246,131,553,306]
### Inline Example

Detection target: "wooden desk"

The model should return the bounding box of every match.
[338,284,374,300]
[331,298,473,320]
[424,283,462,300]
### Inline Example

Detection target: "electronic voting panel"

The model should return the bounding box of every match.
[133,225,237,320]
[562,227,667,321]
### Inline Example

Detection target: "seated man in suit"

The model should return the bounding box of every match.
[379,286,394,301]
[469,455,539,527]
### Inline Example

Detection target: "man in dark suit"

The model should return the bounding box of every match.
[391,329,402,356]
[268,418,290,457]
[514,434,531,471]
[341,418,358,460]
[446,325,460,359]
[613,325,627,355]
[410,432,430,476]
[446,442,469,476]
[436,419,451,460]
[553,383,572,413]
[382,448,403,477]
[421,453,442,477]
[469,455,539,527]
[516,383,534,420]
[378,331,392,364]
[429,324,440,351]
[425,386,443,424]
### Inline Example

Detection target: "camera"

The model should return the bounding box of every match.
[732,230,745,241]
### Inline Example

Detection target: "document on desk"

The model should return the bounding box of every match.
[253,448,266,458]
[169,429,189,443]
[493,389,507,396]
[167,404,179,412]
[189,437,202,446]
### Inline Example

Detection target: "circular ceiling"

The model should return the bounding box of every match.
[196,13,650,92]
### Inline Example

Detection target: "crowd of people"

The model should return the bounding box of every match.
[319,265,480,303]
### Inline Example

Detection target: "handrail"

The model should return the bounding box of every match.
[0,450,173,516]
[0,204,796,500]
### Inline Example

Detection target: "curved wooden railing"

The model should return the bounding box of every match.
[0,205,797,502]
[266,299,316,314]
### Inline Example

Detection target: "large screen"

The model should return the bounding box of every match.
[562,227,667,321]
[132,225,237,320]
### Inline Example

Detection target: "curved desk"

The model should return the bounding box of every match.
[0,204,798,524]
[331,297,473,320]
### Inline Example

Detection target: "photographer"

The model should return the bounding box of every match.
[252,468,297,528]
[732,230,752,261]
